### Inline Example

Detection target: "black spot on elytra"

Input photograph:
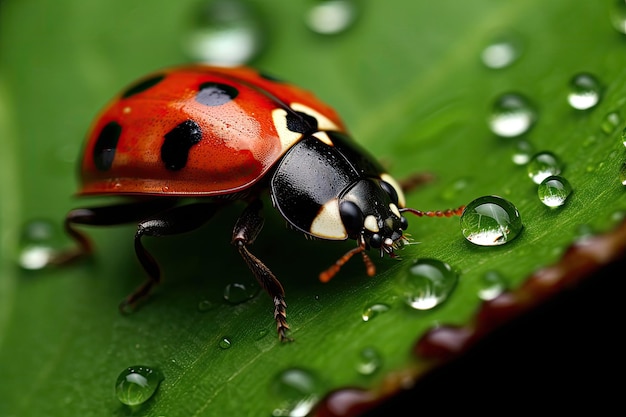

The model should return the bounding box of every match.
[161,120,202,171]
[196,82,238,106]
[93,121,121,171]
[286,111,318,134]
[121,74,165,98]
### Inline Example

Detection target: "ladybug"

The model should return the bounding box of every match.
[57,65,462,341]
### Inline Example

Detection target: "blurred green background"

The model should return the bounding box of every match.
[1,0,625,416]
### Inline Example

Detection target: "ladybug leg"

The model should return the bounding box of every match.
[232,199,290,342]
[52,198,178,265]
[124,202,222,310]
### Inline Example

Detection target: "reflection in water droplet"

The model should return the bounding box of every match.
[480,33,522,69]
[460,196,523,246]
[223,281,259,304]
[356,347,382,376]
[184,0,263,66]
[271,368,322,417]
[610,0,626,34]
[567,73,602,110]
[527,151,562,184]
[400,259,458,310]
[488,93,536,137]
[219,337,232,349]
[477,270,507,301]
[538,175,572,208]
[115,366,164,407]
[511,139,534,165]
[305,0,357,35]
[361,303,390,322]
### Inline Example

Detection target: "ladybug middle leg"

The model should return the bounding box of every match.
[232,199,290,342]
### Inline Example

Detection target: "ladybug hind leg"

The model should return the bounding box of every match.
[232,199,291,342]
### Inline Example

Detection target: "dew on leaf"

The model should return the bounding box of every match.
[511,139,534,165]
[620,162,626,186]
[219,337,232,349]
[601,111,621,134]
[115,366,164,407]
[488,92,536,137]
[18,219,62,270]
[223,281,259,304]
[527,151,562,184]
[361,303,390,322]
[477,270,507,301]
[480,32,523,69]
[271,368,322,417]
[399,259,458,310]
[538,175,572,208]
[356,347,382,376]
[460,195,523,246]
[305,0,357,35]
[567,73,602,110]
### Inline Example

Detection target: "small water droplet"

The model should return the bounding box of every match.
[305,0,357,35]
[115,366,164,407]
[511,139,534,165]
[567,73,602,110]
[480,33,523,69]
[361,303,390,322]
[400,259,458,310]
[620,162,626,186]
[219,337,232,349]
[527,151,562,184]
[255,328,269,340]
[198,299,216,312]
[184,0,263,66]
[610,0,626,34]
[621,127,626,148]
[488,92,536,137]
[601,111,621,134]
[223,281,259,304]
[460,195,523,246]
[477,270,507,301]
[356,347,382,376]
[271,368,322,417]
[538,175,572,208]
[18,220,62,270]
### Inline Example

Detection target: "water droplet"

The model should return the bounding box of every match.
[400,259,458,310]
[18,220,62,270]
[621,127,626,148]
[361,303,390,322]
[527,151,562,184]
[480,33,522,69]
[255,328,269,340]
[219,337,232,349]
[115,366,164,407]
[271,368,322,417]
[538,175,572,208]
[620,162,626,186]
[488,93,536,137]
[610,0,626,34]
[567,73,602,110]
[184,0,263,66]
[601,111,621,134]
[198,299,216,312]
[511,139,534,165]
[223,281,259,304]
[460,195,523,246]
[477,270,507,301]
[356,347,382,376]
[305,0,357,35]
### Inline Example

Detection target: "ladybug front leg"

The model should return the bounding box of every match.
[232,199,290,342]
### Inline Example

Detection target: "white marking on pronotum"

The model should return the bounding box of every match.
[312,131,334,146]
[290,102,341,132]
[272,108,302,152]
[310,198,348,240]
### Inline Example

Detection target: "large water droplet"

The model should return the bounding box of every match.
[223,281,259,304]
[400,259,458,310]
[305,0,357,35]
[361,303,390,322]
[115,366,164,407]
[460,196,523,246]
[480,33,523,69]
[538,175,572,208]
[488,93,536,137]
[567,73,602,110]
[356,347,382,376]
[184,0,263,66]
[477,270,507,301]
[527,151,562,184]
[271,368,322,416]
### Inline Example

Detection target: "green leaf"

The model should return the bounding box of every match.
[1,0,625,416]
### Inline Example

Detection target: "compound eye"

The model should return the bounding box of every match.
[339,200,364,236]
[369,233,382,248]
[380,180,399,205]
